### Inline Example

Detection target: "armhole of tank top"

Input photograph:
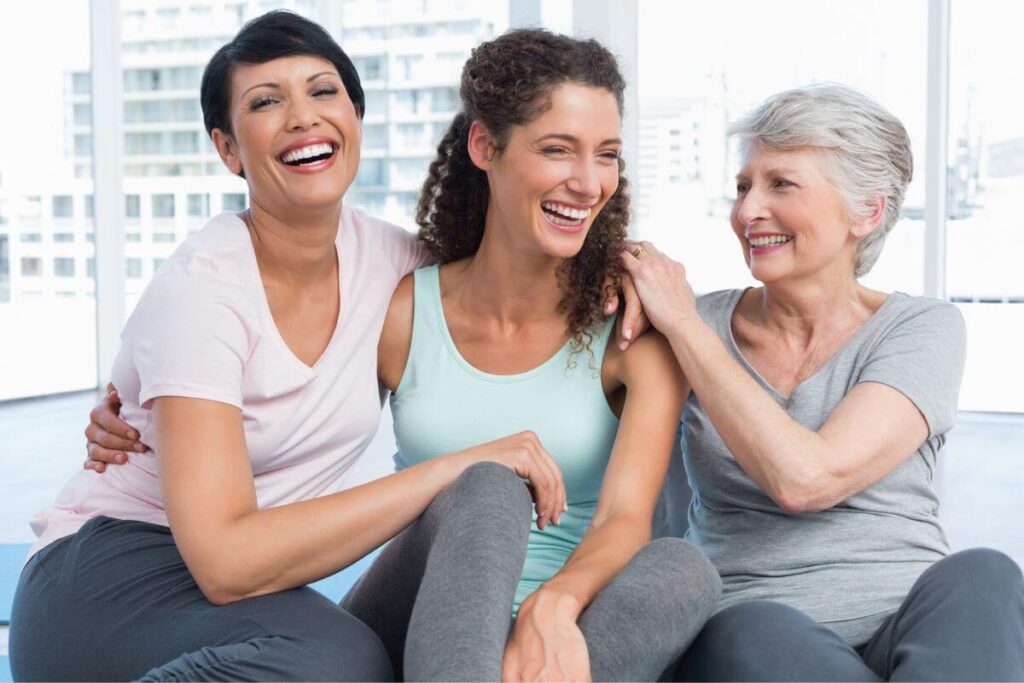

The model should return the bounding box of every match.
[392,266,434,397]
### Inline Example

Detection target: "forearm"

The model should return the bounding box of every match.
[179,453,469,604]
[665,314,834,511]
[534,513,652,617]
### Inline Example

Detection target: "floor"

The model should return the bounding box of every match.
[1,390,1022,656]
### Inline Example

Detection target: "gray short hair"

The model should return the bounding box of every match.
[728,84,913,277]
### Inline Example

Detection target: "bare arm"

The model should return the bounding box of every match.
[502,331,688,682]
[621,242,932,514]
[155,395,474,604]
[155,395,566,606]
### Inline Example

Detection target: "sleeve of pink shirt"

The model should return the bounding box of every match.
[128,254,258,410]
[365,209,435,276]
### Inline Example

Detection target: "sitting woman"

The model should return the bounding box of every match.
[11,13,597,682]
[341,29,719,682]
[620,84,1024,681]
[59,21,721,683]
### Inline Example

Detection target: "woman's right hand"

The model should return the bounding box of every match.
[454,431,566,530]
[84,383,147,472]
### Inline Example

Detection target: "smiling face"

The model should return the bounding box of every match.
[211,54,361,216]
[473,83,622,260]
[730,145,874,285]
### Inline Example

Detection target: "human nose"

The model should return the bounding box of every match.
[735,184,769,227]
[566,156,601,199]
[285,95,320,131]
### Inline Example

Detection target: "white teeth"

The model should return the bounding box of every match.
[749,235,792,248]
[541,201,592,221]
[280,142,334,164]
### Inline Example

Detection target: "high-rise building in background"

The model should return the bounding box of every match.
[0,0,506,309]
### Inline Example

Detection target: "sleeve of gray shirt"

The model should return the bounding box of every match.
[855,300,967,439]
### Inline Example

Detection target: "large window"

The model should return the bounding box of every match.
[0,1,96,401]
[3,0,1018,417]
[946,1,1024,412]
[637,0,928,297]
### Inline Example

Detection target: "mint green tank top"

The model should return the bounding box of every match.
[391,264,621,614]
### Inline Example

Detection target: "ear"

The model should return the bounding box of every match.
[851,196,886,239]
[467,120,496,172]
[211,128,244,176]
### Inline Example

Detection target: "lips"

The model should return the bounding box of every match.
[276,138,339,169]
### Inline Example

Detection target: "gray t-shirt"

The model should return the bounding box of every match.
[683,288,967,647]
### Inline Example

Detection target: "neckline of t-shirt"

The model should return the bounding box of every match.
[426,264,574,384]
[227,211,348,376]
[723,287,904,401]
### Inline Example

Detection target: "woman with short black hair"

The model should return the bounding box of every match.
[10,12,578,681]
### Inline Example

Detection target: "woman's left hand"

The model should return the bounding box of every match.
[620,241,698,336]
[502,591,591,682]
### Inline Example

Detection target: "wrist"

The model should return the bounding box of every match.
[663,308,703,341]
[524,584,584,621]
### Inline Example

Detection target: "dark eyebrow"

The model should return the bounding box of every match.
[535,133,622,147]
[239,71,338,102]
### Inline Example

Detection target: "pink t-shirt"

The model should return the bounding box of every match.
[29,206,427,557]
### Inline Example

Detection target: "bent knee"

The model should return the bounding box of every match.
[699,600,817,653]
[611,538,721,615]
[451,461,531,511]
[931,548,1023,593]
[639,538,722,596]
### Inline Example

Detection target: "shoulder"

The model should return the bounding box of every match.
[141,214,252,306]
[874,293,966,349]
[127,214,258,337]
[696,288,745,321]
[614,328,686,393]
[342,204,428,274]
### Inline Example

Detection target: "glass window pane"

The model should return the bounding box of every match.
[637,1,928,297]
[125,194,141,218]
[152,193,176,218]
[947,1,1024,412]
[0,2,95,400]
[222,193,246,212]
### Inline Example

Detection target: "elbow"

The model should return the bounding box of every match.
[770,471,841,515]
[194,572,245,606]
[189,559,255,606]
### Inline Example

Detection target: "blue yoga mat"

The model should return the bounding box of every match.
[0,544,30,625]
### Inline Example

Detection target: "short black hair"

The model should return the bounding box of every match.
[200,10,364,139]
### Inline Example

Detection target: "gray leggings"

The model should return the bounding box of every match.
[10,515,392,682]
[675,548,1024,682]
[342,461,723,682]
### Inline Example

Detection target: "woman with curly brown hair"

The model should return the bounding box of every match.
[333,29,720,681]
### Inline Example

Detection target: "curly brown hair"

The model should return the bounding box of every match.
[416,28,630,355]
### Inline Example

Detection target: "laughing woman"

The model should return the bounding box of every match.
[10,13,584,681]
[621,85,1024,681]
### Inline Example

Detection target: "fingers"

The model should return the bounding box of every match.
[602,289,619,317]
[519,432,565,530]
[617,274,643,351]
[86,439,127,466]
[91,402,136,441]
[84,421,141,454]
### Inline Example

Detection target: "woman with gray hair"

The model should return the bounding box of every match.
[621,84,1024,680]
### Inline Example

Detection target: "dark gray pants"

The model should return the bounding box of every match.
[342,461,722,682]
[10,515,392,682]
[675,548,1024,682]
